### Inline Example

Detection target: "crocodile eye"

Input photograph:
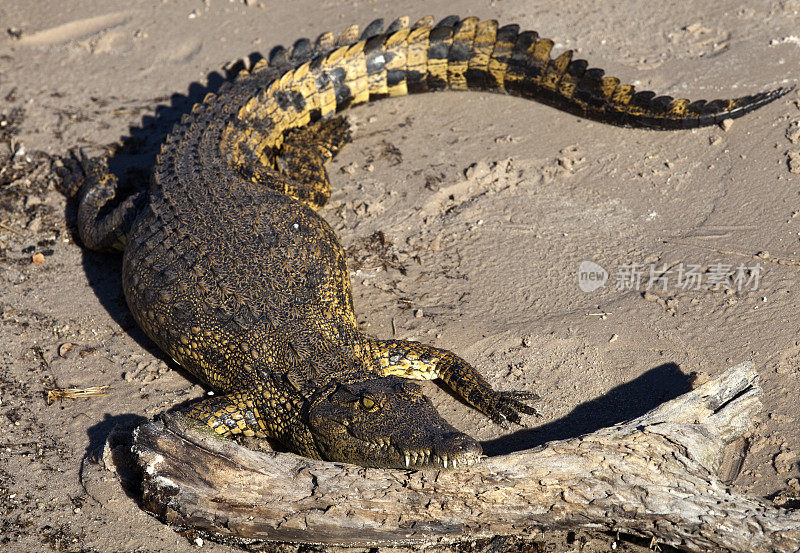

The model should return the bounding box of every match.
[360,396,378,412]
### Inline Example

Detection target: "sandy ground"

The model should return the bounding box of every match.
[1,0,799,551]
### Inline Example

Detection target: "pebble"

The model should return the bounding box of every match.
[787,151,800,174]
[642,291,659,302]
[58,343,74,358]
[24,195,41,208]
[464,161,490,180]
[786,120,800,144]
[719,118,734,132]
[773,447,796,473]
[0,142,11,161]
[521,335,533,348]
[689,371,711,387]
[27,217,42,234]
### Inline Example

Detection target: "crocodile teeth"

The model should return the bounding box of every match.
[404,453,410,467]
[442,455,448,469]
[452,458,457,469]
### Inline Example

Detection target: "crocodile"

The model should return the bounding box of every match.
[58,15,789,470]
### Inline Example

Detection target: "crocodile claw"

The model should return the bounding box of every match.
[470,387,540,428]
[55,148,92,196]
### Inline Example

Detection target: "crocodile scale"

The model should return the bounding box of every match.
[59,15,790,469]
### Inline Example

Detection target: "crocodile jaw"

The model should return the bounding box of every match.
[311,419,483,470]
[336,424,482,469]
[307,376,483,469]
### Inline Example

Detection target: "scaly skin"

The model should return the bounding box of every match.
[58,15,790,470]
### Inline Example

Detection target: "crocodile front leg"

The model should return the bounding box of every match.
[182,390,272,438]
[366,339,539,427]
[181,389,323,459]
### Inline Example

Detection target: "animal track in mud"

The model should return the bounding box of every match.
[16,12,131,47]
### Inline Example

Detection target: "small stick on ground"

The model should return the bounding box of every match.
[45,385,110,404]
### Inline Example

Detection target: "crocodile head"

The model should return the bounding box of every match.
[307,375,482,469]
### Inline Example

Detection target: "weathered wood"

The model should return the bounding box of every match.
[131,362,800,552]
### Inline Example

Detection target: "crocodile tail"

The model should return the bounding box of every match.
[406,16,792,129]
[222,16,791,168]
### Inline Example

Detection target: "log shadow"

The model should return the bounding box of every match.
[482,362,692,456]
[83,413,148,502]
[85,412,147,461]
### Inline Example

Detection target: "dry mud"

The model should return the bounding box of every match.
[0,1,798,551]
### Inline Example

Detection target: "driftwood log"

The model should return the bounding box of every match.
[131,362,800,552]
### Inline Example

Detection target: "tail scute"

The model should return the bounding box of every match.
[530,38,554,75]
[426,25,454,91]
[386,16,410,33]
[360,19,384,40]
[406,25,432,93]
[315,31,335,53]
[412,16,434,29]
[486,24,519,90]
[268,46,288,68]
[559,58,588,99]
[435,15,461,29]
[542,49,572,94]
[465,19,498,90]
[337,23,360,46]
[383,28,412,97]
[447,17,479,91]
[504,30,539,94]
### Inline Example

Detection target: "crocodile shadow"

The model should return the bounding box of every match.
[481,362,692,456]
[66,54,266,359]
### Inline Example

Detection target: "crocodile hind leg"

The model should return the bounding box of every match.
[366,339,540,427]
[241,116,352,210]
[181,391,270,438]
[56,149,144,252]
